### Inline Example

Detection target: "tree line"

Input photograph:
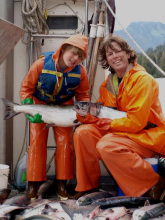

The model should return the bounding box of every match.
[137,43,165,78]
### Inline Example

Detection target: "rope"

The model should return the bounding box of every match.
[103,0,165,77]
[21,0,49,44]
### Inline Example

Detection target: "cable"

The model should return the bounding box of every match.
[103,0,165,77]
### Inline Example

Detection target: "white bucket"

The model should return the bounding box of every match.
[0,164,10,189]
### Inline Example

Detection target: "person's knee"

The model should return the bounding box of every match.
[96,137,115,154]
[74,124,94,138]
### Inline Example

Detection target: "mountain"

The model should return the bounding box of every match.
[114,21,165,52]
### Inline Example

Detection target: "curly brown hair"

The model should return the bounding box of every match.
[98,34,137,73]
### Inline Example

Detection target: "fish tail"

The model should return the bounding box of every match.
[1,98,20,119]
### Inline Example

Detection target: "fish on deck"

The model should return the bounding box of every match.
[76,191,115,206]
[0,189,11,205]
[94,196,161,209]
[92,206,128,220]
[0,195,30,218]
[17,199,76,220]
[36,180,55,199]
[132,202,165,220]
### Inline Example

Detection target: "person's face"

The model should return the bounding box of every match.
[60,49,83,69]
[105,42,130,78]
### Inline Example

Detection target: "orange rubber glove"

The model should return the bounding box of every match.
[76,113,112,131]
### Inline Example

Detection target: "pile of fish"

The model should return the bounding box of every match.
[0,186,165,220]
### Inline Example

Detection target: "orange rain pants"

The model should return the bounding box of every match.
[27,123,74,181]
[73,124,159,197]
[27,100,74,181]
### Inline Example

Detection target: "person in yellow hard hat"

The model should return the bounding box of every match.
[20,34,89,199]
[70,35,165,200]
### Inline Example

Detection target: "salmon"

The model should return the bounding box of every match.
[74,101,127,119]
[1,98,80,127]
[132,202,165,220]
[1,98,127,127]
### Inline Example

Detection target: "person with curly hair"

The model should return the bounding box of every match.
[70,35,165,200]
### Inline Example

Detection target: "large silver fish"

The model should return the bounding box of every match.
[1,98,80,127]
[1,99,127,127]
[74,101,127,119]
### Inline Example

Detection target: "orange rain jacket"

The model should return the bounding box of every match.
[98,62,165,156]
[20,34,89,104]
[20,35,90,181]
[73,62,165,196]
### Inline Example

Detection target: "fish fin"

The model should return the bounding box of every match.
[60,202,98,219]
[44,123,55,129]
[45,204,58,212]
[108,208,114,213]
[144,200,150,206]
[1,98,20,119]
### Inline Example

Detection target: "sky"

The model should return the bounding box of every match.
[114,0,165,30]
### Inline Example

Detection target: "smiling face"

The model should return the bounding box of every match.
[105,42,130,78]
[59,48,84,69]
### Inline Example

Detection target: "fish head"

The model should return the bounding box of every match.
[90,102,103,117]
[132,209,149,220]
[74,101,91,116]
[77,197,93,206]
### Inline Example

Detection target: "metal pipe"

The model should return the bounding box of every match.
[106,8,109,35]
[85,0,88,37]
[27,37,34,147]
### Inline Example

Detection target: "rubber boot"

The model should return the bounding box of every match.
[26,181,40,199]
[56,179,70,200]
[144,175,165,201]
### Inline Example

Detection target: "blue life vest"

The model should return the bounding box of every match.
[33,52,81,104]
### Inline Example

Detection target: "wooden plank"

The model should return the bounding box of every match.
[0,18,25,65]
[88,4,106,99]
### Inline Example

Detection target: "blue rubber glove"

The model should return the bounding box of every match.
[22,98,44,123]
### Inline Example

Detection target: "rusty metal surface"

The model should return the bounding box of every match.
[0,18,25,65]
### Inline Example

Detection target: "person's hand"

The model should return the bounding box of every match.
[22,98,44,123]
[25,113,44,123]
[76,113,112,131]
[22,98,33,105]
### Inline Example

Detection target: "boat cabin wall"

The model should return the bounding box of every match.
[0,0,14,179]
